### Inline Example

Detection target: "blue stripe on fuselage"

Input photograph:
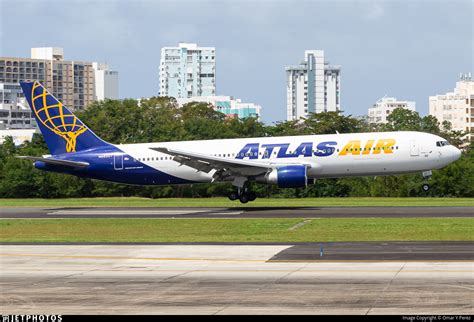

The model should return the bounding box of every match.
[33,145,194,185]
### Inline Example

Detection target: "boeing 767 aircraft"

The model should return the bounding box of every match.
[18,81,461,203]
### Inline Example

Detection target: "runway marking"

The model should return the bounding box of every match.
[0,253,266,262]
[48,210,209,215]
[1,253,474,263]
[46,210,244,216]
[208,211,243,216]
[288,219,312,231]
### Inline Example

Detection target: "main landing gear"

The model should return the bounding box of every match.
[228,186,257,203]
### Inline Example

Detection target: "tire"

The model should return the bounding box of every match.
[228,192,239,201]
[248,191,257,201]
[239,193,249,204]
[422,183,430,192]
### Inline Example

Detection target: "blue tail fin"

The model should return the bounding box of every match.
[20,81,111,155]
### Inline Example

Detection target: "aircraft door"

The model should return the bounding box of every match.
[410,140,419,156]
[114,154,124,170]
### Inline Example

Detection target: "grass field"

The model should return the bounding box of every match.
[0,218,472,242]
[1,197,474,208]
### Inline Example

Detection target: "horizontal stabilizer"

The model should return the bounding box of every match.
[16,156,89,168]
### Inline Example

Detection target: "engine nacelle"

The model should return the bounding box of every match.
[264,165,308,188]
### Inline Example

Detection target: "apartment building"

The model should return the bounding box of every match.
[286,50,341,120]
[429,73,474,142]
[176,95,261,120]
[159,43,216,98]
[0,47,118,112]
[0,83,37,130]
[368,96,416,124]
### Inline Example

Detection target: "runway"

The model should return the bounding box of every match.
[2,206,472,314]
[1,206,473,218]
[1,244,472,314]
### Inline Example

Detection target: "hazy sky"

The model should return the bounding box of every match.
[1,0,472,124]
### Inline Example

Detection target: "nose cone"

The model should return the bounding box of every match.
[445,146,462,163]
[452,146,462,161]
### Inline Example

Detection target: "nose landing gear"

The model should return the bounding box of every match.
[421,170,432,192]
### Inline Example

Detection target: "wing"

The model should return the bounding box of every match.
[150,147,309,181]
[16,156,89,169]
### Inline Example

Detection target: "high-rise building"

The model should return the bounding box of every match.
[176,95,261,120]
[368,96,416,124]
[429,73,474,142]
[286,50,341,121]
[0,47,118,112]
[159,43,216,98]
[93,62,119,101]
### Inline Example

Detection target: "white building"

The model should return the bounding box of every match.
[286,50,341,121]
[176,96,261,120]
[368,96,416,124]
[0,129,37,145]
[0,83,37,130]
[159,43,216,98]
[92,62,119,101]
[429,73,474,142]
[30,47,64,61]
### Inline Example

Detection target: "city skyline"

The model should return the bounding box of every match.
[1,0,472,124]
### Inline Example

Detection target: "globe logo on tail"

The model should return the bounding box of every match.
[31,81,87,152]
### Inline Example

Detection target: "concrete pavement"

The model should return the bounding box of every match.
[1,245,472,315]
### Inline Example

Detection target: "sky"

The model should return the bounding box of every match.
[1,0,472,124]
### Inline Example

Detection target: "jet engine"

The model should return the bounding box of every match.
[259,165,309,188]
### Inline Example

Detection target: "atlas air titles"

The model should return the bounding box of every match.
[236,139,396,159]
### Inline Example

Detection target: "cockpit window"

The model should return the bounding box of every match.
[436,141,450,147]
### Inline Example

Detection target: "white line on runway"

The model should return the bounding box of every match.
[47,210,243,216]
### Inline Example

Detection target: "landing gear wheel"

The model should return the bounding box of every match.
[248,191,257,201]
[239,193,250,204]
[422,183,430,192]
[228,192,239,201]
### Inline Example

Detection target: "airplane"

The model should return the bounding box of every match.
[18,81,461,203]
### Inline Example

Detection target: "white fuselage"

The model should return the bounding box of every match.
[115,131,461,183]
